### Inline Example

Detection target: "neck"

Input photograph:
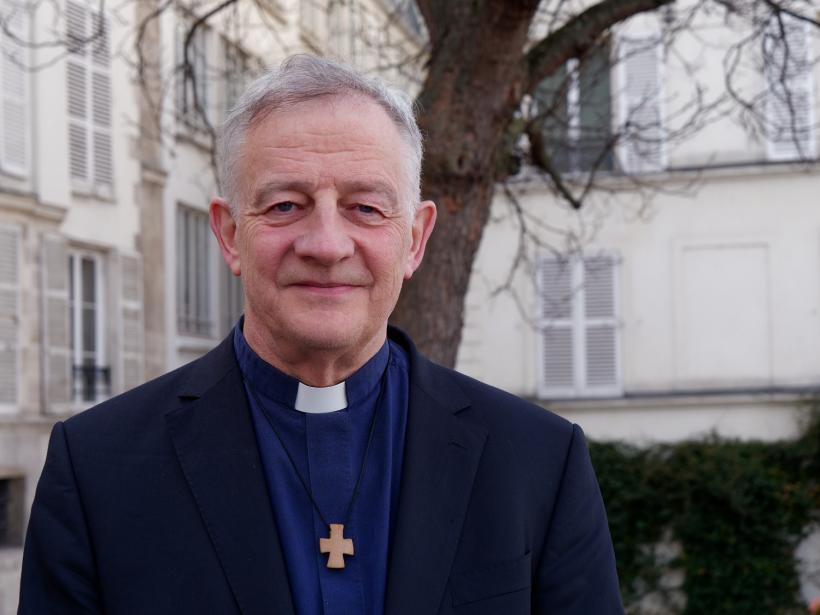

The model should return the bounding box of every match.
[242,316,386,387]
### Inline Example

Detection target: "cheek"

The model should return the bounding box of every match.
[365,242,411,298]
[239,225,293,277]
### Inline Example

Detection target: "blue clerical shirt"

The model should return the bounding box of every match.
[233,324,409,615]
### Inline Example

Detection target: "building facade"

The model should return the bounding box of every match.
[459,8,820,443]
[455,8,820,602]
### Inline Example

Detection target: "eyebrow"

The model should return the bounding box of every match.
[338,179,399,205]
[250,178,400,210]
[250,179,316,211]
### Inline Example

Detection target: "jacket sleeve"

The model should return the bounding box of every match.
[533,423,624,615]
[18,421,103,614]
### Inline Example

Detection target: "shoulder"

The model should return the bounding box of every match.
[63,335,238,445]
[430,362,575,451]
[388,326,576,459]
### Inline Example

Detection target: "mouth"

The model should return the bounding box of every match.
[292,281,359,288]
[289,281,362,296]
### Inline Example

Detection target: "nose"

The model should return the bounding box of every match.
[293,201,355,264]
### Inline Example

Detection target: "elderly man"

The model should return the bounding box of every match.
[19,55,622,614]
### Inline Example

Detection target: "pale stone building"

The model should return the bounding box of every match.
[454,8,820,603]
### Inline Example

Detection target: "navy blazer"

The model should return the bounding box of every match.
[19,328,623,614]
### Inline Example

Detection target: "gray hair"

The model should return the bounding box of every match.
[217,54,423,215]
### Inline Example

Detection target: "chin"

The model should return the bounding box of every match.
[285,316,370,352]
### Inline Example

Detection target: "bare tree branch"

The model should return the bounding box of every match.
[525,0,675,93]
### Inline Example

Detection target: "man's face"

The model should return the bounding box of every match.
[211,95,435,364]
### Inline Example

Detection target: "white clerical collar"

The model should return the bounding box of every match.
[294,381,348,414]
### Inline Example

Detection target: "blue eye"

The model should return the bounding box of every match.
[272,202,296,213]
[356,205,376,215]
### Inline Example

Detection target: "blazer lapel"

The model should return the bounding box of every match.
[384,335,488,615]
[165,343,295,615]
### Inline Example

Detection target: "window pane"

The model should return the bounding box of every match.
[578,42,613,172]
[82,306,96,354]
[68,256,75,352]
[82,257,95,303]
[177,205,211,335]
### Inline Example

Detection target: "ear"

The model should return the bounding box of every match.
[404,200,437,279]
[210,198,241,276]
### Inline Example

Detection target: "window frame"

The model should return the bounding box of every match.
[536,252,623,399]
[533,40,615,176]
[176,13,212,134]
[176,204,214,338]
[68,249,110,404]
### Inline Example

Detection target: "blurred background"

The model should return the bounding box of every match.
[0,0,818,613]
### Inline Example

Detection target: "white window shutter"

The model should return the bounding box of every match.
[66,0,88,183]
[0,226,21,406]
[764,14,815,160]
[66,1,111,189]
[538,258,575,392]
[92,68,112,186]
[42,235,71,408]
[67,62,87,181]
[91,9,109,65]
[583,257,618,388]
[542,328,574,390]
[116,252,143,393]
[618,36,665,173]
[0,0,29,176]
[539,258,573,319]
[91,10,112,187]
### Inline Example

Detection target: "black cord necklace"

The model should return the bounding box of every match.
[244,369,386,570]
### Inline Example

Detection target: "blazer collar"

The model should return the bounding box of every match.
[385,327,488,615]
[165,336,296,615]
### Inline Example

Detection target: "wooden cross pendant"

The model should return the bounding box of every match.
[320,523,354,569]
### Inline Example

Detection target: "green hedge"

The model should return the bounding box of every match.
[589,409,820,615]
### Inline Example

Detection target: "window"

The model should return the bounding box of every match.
[177,205,212,336]
[68,251,110,403]
[534,42,614,174]
[66,0,112,192]
[537,254,621,398]
[763,13,815,160]
[0,0,29,177]
[176,16,211,130]
[0,477,23,547]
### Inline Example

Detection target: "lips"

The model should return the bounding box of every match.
[293,281,358,288]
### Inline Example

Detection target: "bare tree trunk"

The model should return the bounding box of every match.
[390,1,536,366]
